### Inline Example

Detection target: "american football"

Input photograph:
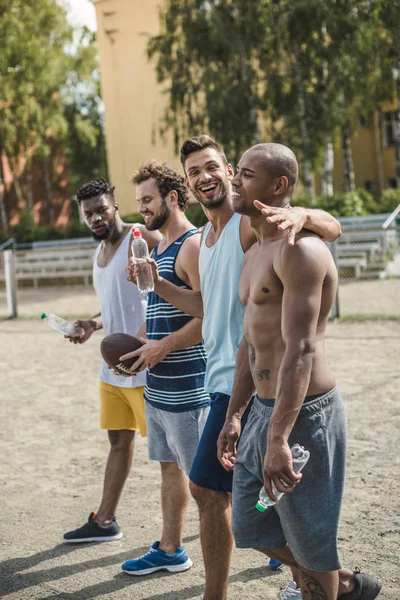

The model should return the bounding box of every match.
[100,333,144,376]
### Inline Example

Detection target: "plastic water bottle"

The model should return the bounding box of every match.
[256,444,310,512]
[41,313,84,336]
[131,227,154,293]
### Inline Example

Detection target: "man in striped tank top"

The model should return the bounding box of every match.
[121,161,210,576]
[128,137,342,599]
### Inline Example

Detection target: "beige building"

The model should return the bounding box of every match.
[92,0,182,216]
[92,0,398,214]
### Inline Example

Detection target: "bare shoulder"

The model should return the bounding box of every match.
[276,233,333,279]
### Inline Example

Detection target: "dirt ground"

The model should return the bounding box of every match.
[0,287,399,599]
[1,278,399,319]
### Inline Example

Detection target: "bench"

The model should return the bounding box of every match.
[339,229,396,254]
[0,246,96,287]
[337,242,381,262]
[337,257,367,279]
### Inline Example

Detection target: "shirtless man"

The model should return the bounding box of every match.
[218,143,382,600]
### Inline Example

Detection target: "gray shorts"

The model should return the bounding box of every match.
[146,402,210,475]
[232,387,347,572]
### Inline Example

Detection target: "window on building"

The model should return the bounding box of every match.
[383,111,400,147]
[365,180,376,194]
[387,178,398,189]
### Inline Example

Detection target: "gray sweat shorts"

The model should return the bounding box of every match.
[232,387,347,572]
[145,402,210,475]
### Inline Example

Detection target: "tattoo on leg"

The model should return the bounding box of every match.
[256,368,271,381]
[300,570,328,600]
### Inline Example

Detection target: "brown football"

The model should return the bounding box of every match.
[100,333,144,376]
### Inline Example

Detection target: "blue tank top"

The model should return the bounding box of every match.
[199,213,245,395]
[145,229,210,412]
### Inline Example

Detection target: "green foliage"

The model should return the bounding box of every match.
[0,1,107,228]
[0,217,89,245]
[122,212,145,225]
[379,189,400,213]
[185,203,209,227]
[292,189,378,217]
[148,0,400,188]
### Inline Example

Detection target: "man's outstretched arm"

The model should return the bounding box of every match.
[253,200,341,244]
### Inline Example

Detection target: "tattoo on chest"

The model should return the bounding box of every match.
[300,570,329,599]
[255,368,271,381]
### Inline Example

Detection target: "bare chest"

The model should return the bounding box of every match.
[239,252,282,308]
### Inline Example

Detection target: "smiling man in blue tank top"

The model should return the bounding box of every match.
[127,137,342,600]
[121,161,211,576]
[63,179,161,544]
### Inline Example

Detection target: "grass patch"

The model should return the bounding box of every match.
[335,314,400,322]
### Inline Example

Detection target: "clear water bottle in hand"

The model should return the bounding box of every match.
[131,227,154,293]
[41,313,84,336]
[256,443,310,512]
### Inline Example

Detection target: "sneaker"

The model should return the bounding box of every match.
[338,568,382,600]
[122,541,193,576]
[269,558,283,570]
[279,581,302,600]
[63,512,123,543]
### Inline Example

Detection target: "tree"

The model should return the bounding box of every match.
[0,1,107,229]
[147,0,264,159]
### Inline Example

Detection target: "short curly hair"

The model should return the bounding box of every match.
[132,160,189,211]
[76,178,115,203]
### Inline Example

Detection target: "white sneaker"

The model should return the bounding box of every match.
[279,581,302,599]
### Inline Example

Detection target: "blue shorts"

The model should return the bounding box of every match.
[189,392,252,493]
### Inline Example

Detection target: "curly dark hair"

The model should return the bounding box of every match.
[76,178,115,203]
[180,135,228,169]
[132,160,189,210]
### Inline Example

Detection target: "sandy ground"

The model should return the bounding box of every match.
[0,282,399,599]
[0,278,399,320]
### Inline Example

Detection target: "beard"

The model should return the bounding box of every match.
[91,218,117,241]
[192,178,230,210]
[144,200,171,231]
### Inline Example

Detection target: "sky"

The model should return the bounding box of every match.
[65,0,97,31]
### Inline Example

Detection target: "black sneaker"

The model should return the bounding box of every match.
[63,512,123,543]
[338,568,382,600]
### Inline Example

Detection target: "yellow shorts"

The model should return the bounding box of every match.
[99,381,147,436]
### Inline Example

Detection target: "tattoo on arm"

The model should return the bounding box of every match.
[300,570,328,600]
[255,368,271,381]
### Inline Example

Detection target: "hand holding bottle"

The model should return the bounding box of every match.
[65,319,97,344]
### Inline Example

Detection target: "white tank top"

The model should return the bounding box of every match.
[199,213,245,395]
[93,231,147,388]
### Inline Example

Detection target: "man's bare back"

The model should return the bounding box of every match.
[239,230,337,401]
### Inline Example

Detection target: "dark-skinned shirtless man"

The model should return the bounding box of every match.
[218,143,382,600]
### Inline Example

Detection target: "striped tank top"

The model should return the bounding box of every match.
[145,229,210,412]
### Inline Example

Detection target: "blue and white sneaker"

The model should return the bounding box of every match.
[122,542,193,576]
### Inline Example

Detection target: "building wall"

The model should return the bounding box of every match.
[93,0,181,216]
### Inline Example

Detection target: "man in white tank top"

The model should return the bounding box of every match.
[62,178,161,544]
[128,136,342,600]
